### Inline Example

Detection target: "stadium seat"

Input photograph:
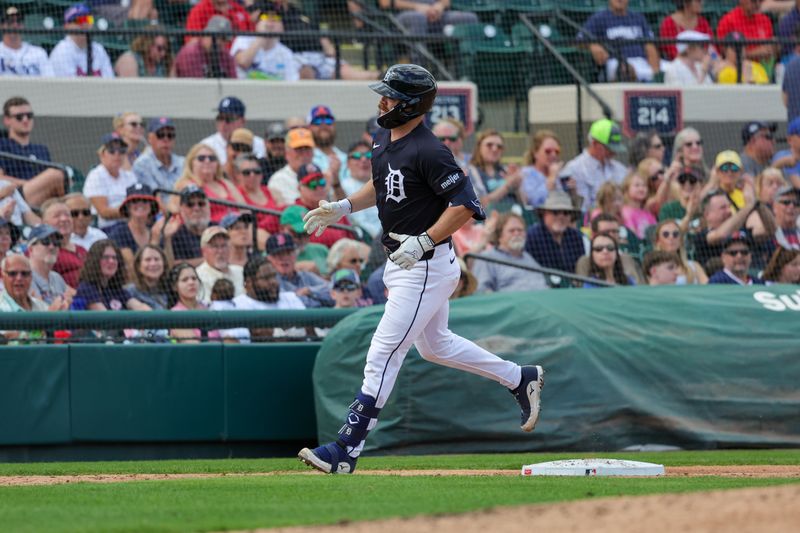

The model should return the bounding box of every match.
[511,21,598,85]
[23,13,61,49]
[561,0,605,27]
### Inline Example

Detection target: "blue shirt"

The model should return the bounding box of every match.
[132,148,185,204]
[783,55,800,122]
[778,7,800,59]
[524,223,584,274]
[708,269,764,285]
[0,138,52,180]
[520,166,549,208]
[772,149,800,180]
[71,281,132,310]
[107,223,140,255]
[578,9,654,61]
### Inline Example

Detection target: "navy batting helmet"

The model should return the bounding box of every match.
[369,64,437,129]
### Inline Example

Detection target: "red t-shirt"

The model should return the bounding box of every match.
[239,185,281,234]
[294,199,352,248]
[716,7,773,52]
[185,0,253,44]
[658,15,713,60]
[173,40,237,79]
[54,245,87,288]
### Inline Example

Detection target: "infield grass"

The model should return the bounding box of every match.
[0,449,798,533]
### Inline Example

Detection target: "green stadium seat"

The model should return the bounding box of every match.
[451,0,502,13]
[511,21,598,85]
[23,13,61,48]
[561,0,605,26]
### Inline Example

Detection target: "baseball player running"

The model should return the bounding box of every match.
[298,64,544,474]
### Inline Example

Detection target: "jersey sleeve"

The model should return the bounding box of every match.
[419,141,485,220]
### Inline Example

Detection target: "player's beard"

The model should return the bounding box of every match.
[507,236,526,252]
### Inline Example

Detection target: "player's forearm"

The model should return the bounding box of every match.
[426,205,473,243]
[347,179,377,213]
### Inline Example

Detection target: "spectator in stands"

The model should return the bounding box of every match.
[231,4,298,81]
[83,133,138,230]
[652,219,708,284]
[0,255,54,343]
[112,112,146,171]
[223,128,255,180]
[272,0,377,80]
[777,0,800,62]
[716,0,777,65]
[629,131,666,167]
[170,143,246,224]
[658,0,713,61]
[584,233,633,287]
[672,126,707,173]
[295,163,352,248]
[739,122,776,178]
[115,29,173,78]
[658,166,704,231]
[235,154,279,233]
[0,6,54,77]
[308,105,346,184]
[50,4,114,78]
[268,127,315,206]
[201,97,266,164]
[168,262,219,342]
[451,257,478,299]
[174,16,237,79]
[41,198,87,288]
[133,117,185,205]
[158,185,210,265]
[220,211,255,267]
[432,119,469,172]
[0,217,20,257]
[72,239,150,310]
[520,130,567,210]
[326,238,370,279]
[643,250,681,286]
[771,118,800,188]
[468,129,524,214]
[621,167,657,240]
[363,115,380,145]
[564,119,628,211]
[210,278,235,303]
[691,189,757,271]
[278,205,329,275]
[663,30,714,85]
[783,30,800,122]
[64,193,107,251]
[709,150,748,209]
[762,246,800,283]
[28,224,72,307]
[576,213,644,284]
[0,167,40,227]
[755,167,789,207]
[471,212,548,293]
[773,185,800,249]
[126,244,170,309]
[266,232,333,307]
[717,32,770,84]
[0,96,68,208]
[708,231,764,284]
[262,122,287,177]
[578,0,664,81]
[196,226,244,303]
[525,190,584,274]
[108,183,160,273]
[341,141,381,238]
[185,0,252,45]
[329,268,367,309]
[643,156,681,217]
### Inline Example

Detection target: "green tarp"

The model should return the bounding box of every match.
[313,285,800,453]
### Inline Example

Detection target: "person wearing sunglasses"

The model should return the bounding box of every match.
[772,185,800,250]
[658,166,705,232]
[652,219,708,284]
[262,122,288,177]
[157,185,211,266]
[132,117,185,205]
[231,5,299,81]
[740,121,777,178]
[526,190,585,275]
[432,119,468,172]
[710,150,748,210]
[628,130,666,168]
[672,127,707,175]
[340,141,381,238]
[234,153,280,234]
[708,231,765,285]
[307,105,346,189]
[112,112,146,170]
[28,224,73,307]
[82,133,139,230]
[0,254,54,343]
[224,127,255,180]
[0,6,55,77]
[63,193,108,251]
[467,129,524,214]
[326,238,370,279]
[329,268,368,309]
[49,3,114,78]
[114,30,173,79]
[583,233,633,288]
[295,163,352,248]
[520,129,568,210]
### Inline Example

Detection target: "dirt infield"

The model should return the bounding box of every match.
[0,465,798,486]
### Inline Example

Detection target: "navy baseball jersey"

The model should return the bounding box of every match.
[371,123,485,252]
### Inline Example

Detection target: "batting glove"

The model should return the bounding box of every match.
[388,231,435,270]
[303,199,352,237]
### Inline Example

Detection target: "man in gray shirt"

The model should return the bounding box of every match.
[739,121,776,177]
[27,224,71,306]
[132,117,185,204]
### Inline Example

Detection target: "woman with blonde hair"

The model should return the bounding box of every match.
[621,169,657,240]
[115,29,173,78]
[169,143,247,223]
[112,111,145,170]
[520,129,565,209]
[652,219,708,284]
[467,129,523,213]
[672,126,707,173]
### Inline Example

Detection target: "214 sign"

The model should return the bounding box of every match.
[623,90,682,137]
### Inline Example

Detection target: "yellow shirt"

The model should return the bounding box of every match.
[718,62,769,85]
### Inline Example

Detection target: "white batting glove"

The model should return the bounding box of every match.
[388,232,435,270]
[303,199,352,237]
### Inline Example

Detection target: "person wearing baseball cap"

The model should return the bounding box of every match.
[133,117,185,205]
[329,268,364,309]
[107,184,160,268]
[708,230,764,285]
[277,205,330,275]
[49,3,114,78]
[164,185,211,263]
[220,211,255,267]
[663,30,713,86]
[224,127,255,177]
[263,122,288,176]
[82,133,138,229]
[739,120,776,177]
[0,6,55,77]
[196,225,244,303]
[295,163,353,249]
[198,96,266,165]
[561,118,628,210]
[772,117,800,183]
[265,232,333,308]
[27,224,70,306]
[267,127,315,206]
[713,150,746,210]
[307,105,347,188]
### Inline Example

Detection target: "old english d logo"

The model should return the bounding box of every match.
[385,163,407,203]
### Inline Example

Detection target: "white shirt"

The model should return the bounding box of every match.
[267,164,299,206]
[196,261,244,304]
[82,165,138,228]
[200,131,266,165]
[230,37,299,81]
[0,180,32,226]
[664,58,712,85]
[210,292,306,342]
[0,41,54,77]
[49,37,114,78]
[71,226,108,251]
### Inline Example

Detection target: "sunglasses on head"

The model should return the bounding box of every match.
[311,116,334,126]
[725,248,750,257]
[8,111,34,121]
[660,230,680,239]
[349,151,372,160]
[718,163,740,173]
[155,130,175,140]
[592,244,616,253]
[230,142,252,153]
[437,135,459,142]
[196,154,218,163]
[240,168,263,176]
[304,178,326,190]
[677,174,699,185]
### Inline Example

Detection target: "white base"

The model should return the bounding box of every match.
[521,458,665,477]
